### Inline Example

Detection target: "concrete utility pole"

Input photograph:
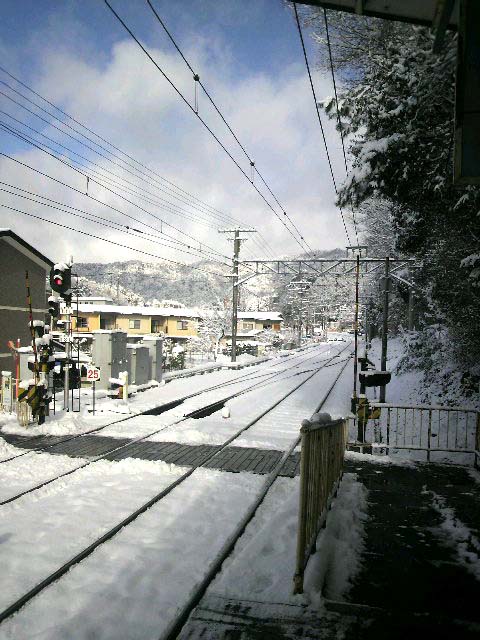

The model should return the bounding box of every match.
[380,256,390,403]
[231,230,241,362]
[219,228,256,362]
[353,254,360,405]
[408,289,415,331]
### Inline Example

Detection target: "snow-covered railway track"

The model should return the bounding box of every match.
[0,345,325,466]
[0,347,338,506]
[0,344,352,636]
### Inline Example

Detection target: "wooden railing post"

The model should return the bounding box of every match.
[293,420,310,595]
[293,416,346,595]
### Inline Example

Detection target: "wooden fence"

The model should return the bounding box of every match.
[293,416,347,595]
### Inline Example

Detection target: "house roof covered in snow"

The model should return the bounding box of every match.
[237,311,283,322]
[72,303,201,318]
[77,296,114,304]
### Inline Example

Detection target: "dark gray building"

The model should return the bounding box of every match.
[0,229,53,374]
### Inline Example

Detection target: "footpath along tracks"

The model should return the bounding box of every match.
[0,342,353,639]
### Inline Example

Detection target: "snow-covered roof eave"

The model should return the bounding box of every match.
[68,304,202,318]
[237,312,283,321]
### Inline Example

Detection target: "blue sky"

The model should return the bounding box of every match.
[0,0,351,264]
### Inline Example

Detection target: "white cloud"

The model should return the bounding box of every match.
[0,8,351,267]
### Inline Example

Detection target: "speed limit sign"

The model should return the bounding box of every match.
[86,365,101,382]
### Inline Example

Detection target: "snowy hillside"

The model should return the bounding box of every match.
[75,249,345,310]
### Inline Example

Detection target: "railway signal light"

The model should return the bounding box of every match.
[50,264,72,302]
[48,296,60,318]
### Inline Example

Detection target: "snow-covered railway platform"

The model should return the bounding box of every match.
[180,457,480,639]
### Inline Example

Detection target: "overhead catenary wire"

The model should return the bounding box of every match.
[0,202,229,277]
[0,150,218,258]
[322,8,359,245]
[0,123,232,262]
[0,183,231,264]
[0,104,238,231]
[145,0,311,253]
[103,0,309,254]
[0,68,249,229]
[292,2,352,246]
[0,70,276,261]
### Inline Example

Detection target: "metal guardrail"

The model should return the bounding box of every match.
[293,416,347,595]
[350,403,480,467]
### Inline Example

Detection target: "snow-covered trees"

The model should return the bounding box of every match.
[306,10,480,367]
[196,307,229,360]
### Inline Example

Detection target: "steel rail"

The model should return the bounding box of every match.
[0,347,344,506]
[160,350,353,640]
[0,343,352,625]
[0,345,322,465]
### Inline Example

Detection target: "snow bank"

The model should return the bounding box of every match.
[304,473,368,603]
[211,477,303,603]
[429,492,480,581]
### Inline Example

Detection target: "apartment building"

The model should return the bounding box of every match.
[60,303,201,339]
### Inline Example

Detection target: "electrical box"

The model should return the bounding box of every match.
[127,344,150,386]
[142,336,163,382]
[92,330,127,389]
[359,370,391,388]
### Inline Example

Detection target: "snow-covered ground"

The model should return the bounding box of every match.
[0,341,362,639]
[358,337,479,465]
[0,468,265,640]
[6,336,469,639]
[0,349,310,439]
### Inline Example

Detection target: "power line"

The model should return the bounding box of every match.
[0,67,249,230]
[0,74,277,261]
[0,202,229,277]
[0,149,259,273]
[103,0,309,254]
[0,102,238,231]
[0,150,195,252]
[292,2,352,246]
[0,122,231,260]
[0,182,230,264]
[322,8,359,245]
[145,0,311,253]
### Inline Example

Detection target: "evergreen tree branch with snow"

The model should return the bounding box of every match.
[306,9,480,377]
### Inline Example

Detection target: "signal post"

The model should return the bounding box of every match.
[50,260,73,411]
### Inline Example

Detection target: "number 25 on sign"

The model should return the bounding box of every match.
[86,366,100,382]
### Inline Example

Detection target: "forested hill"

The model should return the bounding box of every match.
[75,248,344,309]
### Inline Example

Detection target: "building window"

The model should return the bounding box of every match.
[177,320,188,330]
[151,320,165,333]
[76,316,88,329]
[129,319,141,329]
[242,322,254,331]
